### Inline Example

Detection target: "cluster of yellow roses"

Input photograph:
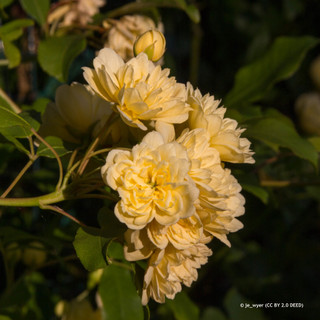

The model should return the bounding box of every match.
[40,33,254,304]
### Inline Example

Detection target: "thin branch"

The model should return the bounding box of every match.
[27,136,35,157]
[67,148,79,171]
[31,129,64,190]
[39,203,88,227]
[1,157,38,198]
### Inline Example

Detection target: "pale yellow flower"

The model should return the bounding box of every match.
[48,0,105,27]
[141,243,212,305]
[83,48,189,130]
[101,131,199,229]
[124,214,205,258]
[134,29,166,62]
[103,15,163,61]
[187,83,255,164]
[39,83,122,144]
[177,128,245,247]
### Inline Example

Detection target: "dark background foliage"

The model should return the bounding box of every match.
[1,1,320,319]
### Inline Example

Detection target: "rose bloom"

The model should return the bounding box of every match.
[48,0,105,28]
[141,243,212,305]
[83,48,189,130]
[101,131,199,229]
[177,128,245,247]
[103,15,164,61]
[39,83,122,144]
[187,83,255,164]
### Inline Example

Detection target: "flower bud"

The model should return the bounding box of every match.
[133,29,166,62]
[310,55,320,91]
[22,241,47,267]
[295,92,320,136]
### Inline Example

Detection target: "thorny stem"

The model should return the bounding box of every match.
[1,156,38,198]
[31,129,64,190]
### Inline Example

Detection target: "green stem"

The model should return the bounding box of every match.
[32,129,64,190]
[1,157,38,198]
[40,204,87,227]
[0,189,65,207]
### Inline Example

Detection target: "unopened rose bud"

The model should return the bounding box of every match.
[295,92,320,136]
[133,29,166,62]
[22,241,47,267]
[310,56,320,91]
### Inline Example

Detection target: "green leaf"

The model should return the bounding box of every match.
[98,207,126,238]
[0,106,33,137]
[0,19,33,69]
[38,35,86,82]
[2,40,21,68]
[308,136,320,152]
[224,288,266,320]
[0,0,14,9]
[0,93,13,110]
[244,117,318,168]
[166,291,200,320]
[36,136,70,158]
[242,184,269,204]
[225,36,320,108]
[106,241,125,262]
[19,0,50,26]
[99,265,144,320]
[0,133,29,154]
[185,4,200,23]
[73,227,108,272]
[0,19,34,40]
[201,307,227,320]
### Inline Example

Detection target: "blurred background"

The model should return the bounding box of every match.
[1,1,320,319]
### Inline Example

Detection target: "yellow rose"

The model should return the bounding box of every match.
[177,128,245,247]
[103,15,164,62]
[187,83,255,164]
[39,83,123,144]
[141,243,212,305]
[101,131,199,229]
[83,48,190,130]
[48,0,105,28]
[134,29,166,62]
